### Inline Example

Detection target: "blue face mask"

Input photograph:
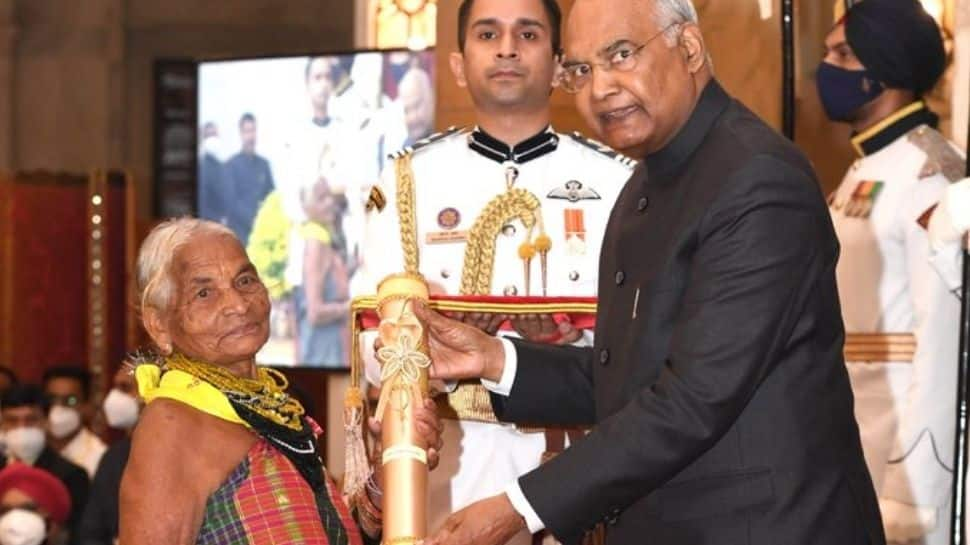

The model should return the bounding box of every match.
[816,62,885,122]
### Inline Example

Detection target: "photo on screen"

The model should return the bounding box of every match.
[197,49,436,368]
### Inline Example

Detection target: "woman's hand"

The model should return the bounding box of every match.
[367,398,443,471]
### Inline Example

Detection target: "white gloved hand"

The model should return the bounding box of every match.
[929,178,970,250]
[878,497,937,543]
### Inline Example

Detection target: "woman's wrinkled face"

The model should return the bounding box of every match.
[164,233,270,366]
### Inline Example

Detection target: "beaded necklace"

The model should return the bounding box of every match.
[164,353,305,432]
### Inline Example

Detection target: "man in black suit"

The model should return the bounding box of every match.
[419,1,884,544]
[224,112,275,246]
[1,384,90,545]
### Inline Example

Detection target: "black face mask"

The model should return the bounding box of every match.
[816,62,885,122]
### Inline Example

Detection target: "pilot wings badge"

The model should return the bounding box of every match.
[547,180,601,203]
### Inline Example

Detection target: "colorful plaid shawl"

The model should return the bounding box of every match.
[197,438,363,545]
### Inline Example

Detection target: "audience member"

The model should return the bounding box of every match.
[42,368,106,479]
[1,385,88,545]
[78,368,141,545]
[0,464,71,545]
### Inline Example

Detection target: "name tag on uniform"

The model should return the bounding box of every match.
[426,230,469,244]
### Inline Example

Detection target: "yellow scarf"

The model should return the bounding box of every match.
[135,364,248,427]
[135,355,305,431]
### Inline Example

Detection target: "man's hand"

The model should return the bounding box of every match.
[878,498,935,543]
[423,494,526,545]
[446,312,507,336]
[413,303,506,383]
[509,314,583,345]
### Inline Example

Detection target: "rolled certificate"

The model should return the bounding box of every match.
[375,273,431,545]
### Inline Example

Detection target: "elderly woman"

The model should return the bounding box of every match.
[119,218,441,545]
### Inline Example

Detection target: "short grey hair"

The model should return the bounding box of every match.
[136,217,237,313]
[654,0,699,44]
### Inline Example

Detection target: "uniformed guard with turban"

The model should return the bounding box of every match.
[819,1,965,543]
[0,464,72,545]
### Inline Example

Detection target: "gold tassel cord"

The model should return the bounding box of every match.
[459,187,542,296]
[519,226,536,297]
[534,215,552,296]
[345,152,421,503]
[343,305,370,503]
[395,154,420,276]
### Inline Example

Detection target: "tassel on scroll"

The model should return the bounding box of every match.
[343,305,372,507]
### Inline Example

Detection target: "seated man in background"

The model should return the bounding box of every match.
[79,367,142,545]
[0,464,72,545]
[42,367,106,479]
[1,385,88,545]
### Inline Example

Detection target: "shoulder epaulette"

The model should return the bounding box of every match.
[389,126,466,160]
[567,132,637,168]
[907,125,966,183]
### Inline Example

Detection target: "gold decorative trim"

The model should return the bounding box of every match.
[460,188,542,295]
[351,295,598,315]
[844,333,916,363]
[435,383,497,423]
[87,169,109,400]
[395,154,420,275]
[850,101,925,157]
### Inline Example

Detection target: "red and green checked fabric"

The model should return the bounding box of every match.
[197,439,364,545]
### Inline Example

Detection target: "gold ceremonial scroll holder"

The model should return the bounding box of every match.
[375,273,431,545]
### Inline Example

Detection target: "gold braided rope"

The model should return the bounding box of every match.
[440,187,543,423]
[389,158,548,424]
[459,188,542,296]
[395,153,420,275]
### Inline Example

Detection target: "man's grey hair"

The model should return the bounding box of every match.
[654,0,699,44]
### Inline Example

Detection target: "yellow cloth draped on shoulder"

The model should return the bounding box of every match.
[135,364,248,426]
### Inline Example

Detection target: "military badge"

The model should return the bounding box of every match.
[547,180,601,203]
[564,209,587,256]
[438,207,461,230]
[826,190,839,210]
[907,126,965,182]
[916,204,937,231]
[845,180,884,218]
[426,230,468,245]
[365,186,386,212]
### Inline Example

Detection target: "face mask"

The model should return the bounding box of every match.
[102,389,140,430]
[4,428,45,465]
[0,509,46,545]
[47,406,80,439]
[816,62,885,122]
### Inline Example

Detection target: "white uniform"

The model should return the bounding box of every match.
[353,126,634,545]
[829,103,963,544]
[927,178,970,295]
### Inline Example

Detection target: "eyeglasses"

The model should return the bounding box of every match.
[559,24,679,94]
